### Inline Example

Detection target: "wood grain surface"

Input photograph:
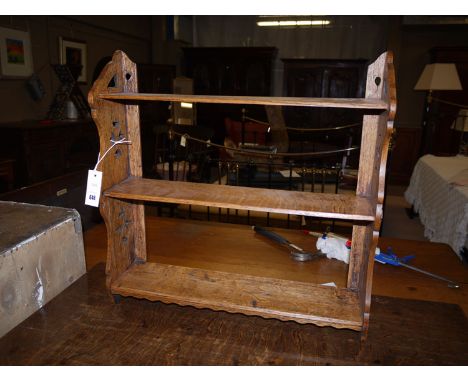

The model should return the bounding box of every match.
[112,262,362,329]
[143,217,350,286]
[87,50,397,337]
[88,50,147,288]
[104,176,375,221]
[82,218,468,317]
[104,214,467,331]
[348,51,396,336]
[1,263,466,365]
[98,92,389,110]
[108,217,362,330]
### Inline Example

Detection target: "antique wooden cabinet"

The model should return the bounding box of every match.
[0,119,98,189]
[282,58,368,128]
[88,50,396,339]
[182,47,278,141]
[282,59,368,168]
[136,63,176,175]
[183,47,277,96]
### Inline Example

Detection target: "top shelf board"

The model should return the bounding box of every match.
[98,92,388,110]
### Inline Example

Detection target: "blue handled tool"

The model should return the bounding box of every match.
[375,248,415,266]
[375,247,460,289]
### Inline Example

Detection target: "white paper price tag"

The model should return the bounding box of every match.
[180,135,187,147]
[85,169,103,207]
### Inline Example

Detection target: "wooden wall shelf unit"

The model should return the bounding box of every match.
[88,50,396,338]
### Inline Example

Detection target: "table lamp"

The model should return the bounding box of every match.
[451,109,468,155]
[414,63,462,154]
[414,63,462,98]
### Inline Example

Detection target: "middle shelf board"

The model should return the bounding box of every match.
[105,177,376,222]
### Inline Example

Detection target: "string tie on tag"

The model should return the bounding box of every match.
[94,137,132,170]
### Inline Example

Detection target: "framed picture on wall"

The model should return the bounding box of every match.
[59,37,87,83]
[0,26,34,78]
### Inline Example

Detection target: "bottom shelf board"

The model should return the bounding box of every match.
[144,217,350,287]
[111,261,363,330]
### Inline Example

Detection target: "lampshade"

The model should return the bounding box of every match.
[414,63,462,91]
[451,109,468,132]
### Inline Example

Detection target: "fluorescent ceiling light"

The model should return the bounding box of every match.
[296,20,313,26]
[313,20,330,25]
[279,20,297,26]
[257,19,330,27]
[257,21,280,26]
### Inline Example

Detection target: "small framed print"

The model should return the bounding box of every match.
[0,27,34,78]
[59,37,87,83]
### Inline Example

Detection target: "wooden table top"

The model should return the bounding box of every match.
[1,216,467,365]
[84,217,468,316]
[0,262,466,365]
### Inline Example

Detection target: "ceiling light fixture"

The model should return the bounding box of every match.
[296,20,313,26]
[279,21,297,26]
[257,21,280,27]
[257,19,330,27]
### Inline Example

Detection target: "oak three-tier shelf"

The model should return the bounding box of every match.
[88,50,396,338]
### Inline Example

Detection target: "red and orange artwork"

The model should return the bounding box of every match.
[6,38,25,64]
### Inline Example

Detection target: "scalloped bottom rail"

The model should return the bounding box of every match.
[111,262,363,331]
